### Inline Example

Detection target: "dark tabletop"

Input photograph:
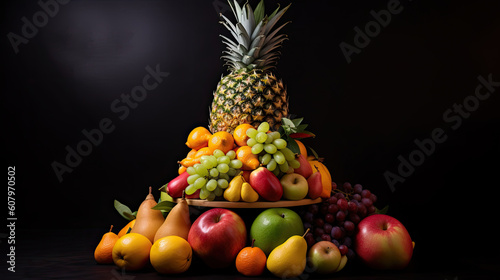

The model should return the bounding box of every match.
[2,228,498,280]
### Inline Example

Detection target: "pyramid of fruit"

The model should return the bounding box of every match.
[95,1,414,277]
[162,0,330,203]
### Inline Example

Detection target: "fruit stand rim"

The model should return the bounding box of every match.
[174,198,322,208]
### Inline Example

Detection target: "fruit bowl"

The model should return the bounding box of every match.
[175,198,322,208]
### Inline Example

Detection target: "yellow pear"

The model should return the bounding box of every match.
[267,229,310,278]
[224,174,244,202]
[154,197,191,242]
[130,187,165,243]
[241,182,259,202]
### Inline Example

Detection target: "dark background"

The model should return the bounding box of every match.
[2,0,500,278]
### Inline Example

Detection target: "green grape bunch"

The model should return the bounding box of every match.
[184,149,243,200]
[246,122,300,176]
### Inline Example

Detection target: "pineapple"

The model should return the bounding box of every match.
[209,0,291,134]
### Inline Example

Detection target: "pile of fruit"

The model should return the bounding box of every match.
[165,118,330,204]
[94,0,414,278]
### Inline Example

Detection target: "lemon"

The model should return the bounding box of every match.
[150,236,192,274]
[112,233,152,271]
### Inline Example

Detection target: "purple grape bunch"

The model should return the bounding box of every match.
[303,182,378,260]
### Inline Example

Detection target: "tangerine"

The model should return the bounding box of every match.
[235,239,267,276]
[233,123,254,147]
[208,131,235,154]
[185,127,211,150]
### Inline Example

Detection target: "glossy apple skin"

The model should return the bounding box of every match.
[308,241,341,274]
[188,208,247,269]
[354,214,413,270]
[280,173,308,200]
[249,167,283,201]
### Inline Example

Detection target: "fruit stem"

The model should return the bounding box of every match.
[302,228,310,238]
[333,188,351,200]
[251,238,255,248]
[149,186,152,195]
[109,225,113,232]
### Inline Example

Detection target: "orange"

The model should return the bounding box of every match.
[118,220,136,238]
[185,127,211,150]
[94,225,119,264]
[233,123,254,147]
[208,131,235,154]
[112,233,152,271]
[236,146,260,170]
[150,236,192,274]
[235,240,267,276]
[295,140,307,158]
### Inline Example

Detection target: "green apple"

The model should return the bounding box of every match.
[250,208,304,255]
[280,173,308,200]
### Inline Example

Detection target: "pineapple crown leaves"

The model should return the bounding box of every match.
[219,0,291,72]
[278,117,315,154]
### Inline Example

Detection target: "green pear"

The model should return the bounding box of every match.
[266,229,310,278]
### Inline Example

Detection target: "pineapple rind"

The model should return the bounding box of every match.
[209,69,287,134]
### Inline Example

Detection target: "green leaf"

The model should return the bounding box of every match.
[152,200,176,211]
[158,183,167,192]
[287,137,300,154]
[296,124,308,132]
[375,205,389,215]
[114,200,135,221]
[254,0,265,24]
[291,117,304,127]
[308,146,319,159]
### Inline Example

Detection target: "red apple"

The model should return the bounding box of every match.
[188,208,247,268]
[166,171,189,198]
[249,167,283,201]
[185,189,200,199]
[354,214,413,270]
[294,154,313,179]
[306,170,322,199]
[307,241,342,274]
